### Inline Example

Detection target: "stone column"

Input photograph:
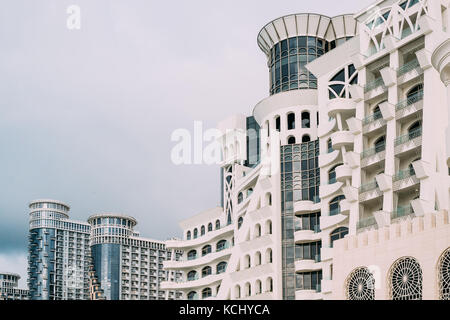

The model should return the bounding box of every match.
[432,39,450,167]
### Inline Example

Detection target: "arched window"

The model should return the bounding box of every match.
[208,223,213,232]
[389,257,423,300]
[255,251,262,266]
[247,188,253,197]
[202,287,212,299]
[187,250,197,261]
[408,158,420,176]
[202,245,211,257]
[244,255,251,269]
[238,217,243,229]
[266,248,273,264]
[374,136,386,153]
[301,112,311,128]
[438,247,450,300]
[215,220,220,230]
[408,121,422,140]
[254,224,262,238]
[202,266,212,278]
[327,138,333,153]
[266,277,273,292]
[256,280,262,294]
[217,262,227,274]
[330,227,348,247]
[373,105,382,120]
[266,193,272,206]
[193,228,198,239]
[266,220,272,235]
[287,113,296,130]
[288,136,296,145]
[216,240,228,251]
[187,291,197,300]
[302,135,311,143]
[237,192,243,204]
[186,231,191,240]
[245,282,251,297]
[406,83,424,105]
[234,285,241,299]
[275,116,281,132]
[346,267,375,300]
[187,270,197,281]
[329,195,345,216]
[328,164,341,184]
[201,225,205,236]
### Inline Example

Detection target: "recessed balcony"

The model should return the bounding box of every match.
[394,129,422,156]
[358,180,382,203]
[397,59,424,85]
[391,205,415,222]
[356,216,378,233]
[364,78,387,100]
[331,131,354,150]
[395,90,424,120]
[362,111,386,134]
[361,144,386,168]
[392,169,419,192]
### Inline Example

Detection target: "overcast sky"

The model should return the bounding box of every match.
[0,0,374,287]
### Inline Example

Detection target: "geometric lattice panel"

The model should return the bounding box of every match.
[389,257,422,300]
[346,267,375,300]
[439,248,450,300]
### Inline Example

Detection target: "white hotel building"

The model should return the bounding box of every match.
[162,0,450,300]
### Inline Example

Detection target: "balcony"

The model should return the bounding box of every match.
[294,229,321,244]
[394,128,422,155]
[356,216,378,232]
[331,131,354,150]
[391,205,415,221]
[295,288,322,300]
[319,150,340,168]
[327,98,356,118]
[364,78,387,100]
[319,182,343,200]
[393,169,419,192]
[362,111,386,134]
[397,59,423,84]
[335,165,352,183]
[294,200,320,215]
[359,180,382,203]
[361,144,386,168]
[294,258,322,272]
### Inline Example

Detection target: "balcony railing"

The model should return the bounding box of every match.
[392,205,414,220]
[356,216,377,230]
[395,91,424,111]
[359,180,379,193]
[394,128,422,147]
[361,143,386,159]
[397,59,421,76]
[362,111,383,126]
[393,168,415,182]
[364,78,385,93]
[329,208,341,216]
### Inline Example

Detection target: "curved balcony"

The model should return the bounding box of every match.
[160,273,223,291]
[295,259,323,273]
[163,247,232,270]
[335,165,352,183]
[165,224,234,250]
[320,214,348,230]
[319,182,343,200]
[294,230,321,244]
[295,289,322,300]
[294,200,320,215]
[318,118,337,138]
[327,98,356,118]
[319,150,340,168]
[330,131,354,150]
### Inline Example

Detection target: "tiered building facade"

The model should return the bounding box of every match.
[162,0,450,300]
